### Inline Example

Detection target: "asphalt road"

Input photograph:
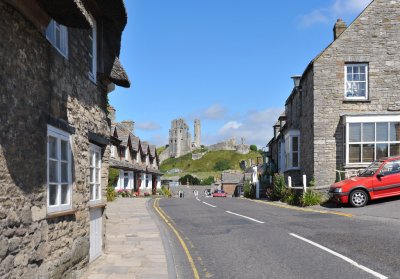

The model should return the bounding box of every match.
[154,197,400,279]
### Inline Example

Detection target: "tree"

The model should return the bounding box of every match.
[179,174,200,185]
[250,145,258,152]
[214,159,231,171]
[201,176,215,185]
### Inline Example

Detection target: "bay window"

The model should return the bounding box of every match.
[47,126,72,213]
[346,115,400,164]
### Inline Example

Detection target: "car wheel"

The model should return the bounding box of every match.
[349,189,368,207]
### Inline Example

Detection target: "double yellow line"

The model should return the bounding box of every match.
[153,198,200,279]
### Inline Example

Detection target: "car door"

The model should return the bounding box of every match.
[373,159,400,198]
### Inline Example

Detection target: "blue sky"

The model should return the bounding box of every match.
[110,0,372,147]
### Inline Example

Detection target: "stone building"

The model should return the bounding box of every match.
[193,119,201,148]
[109,112,163,196]
[168,118,192,158]
[0,0,129,278]
[268,0,400,187]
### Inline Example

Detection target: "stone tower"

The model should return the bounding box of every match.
[193,119,201,148]
[169,118,192,158]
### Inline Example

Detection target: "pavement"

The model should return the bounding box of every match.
[82,198,169,279]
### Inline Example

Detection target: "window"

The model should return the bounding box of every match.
[124,172,129,189]
[345,64,368,100]
[47,126,72,213]
[46,20,68,58]
[347,118,400,164]
[90,145,101,201]
[110,145,115,158]
[285,135,300,170]
[125,147,129,160]
[380,160,400,176]
[88,16,97,82]
[120,147,125,158]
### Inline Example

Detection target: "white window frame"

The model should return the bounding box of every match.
[47,125,72,213]
[46,20,68,58]
[110,144,115,158]
[344,63,368,100]
[345,115,400,165]
[284,130,300,171]
[125,147,129,160]
[89,144,102,202]
[88,15,97,83]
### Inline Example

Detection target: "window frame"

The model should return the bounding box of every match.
[344,63,369,100]
[345,115,400,165]
[89,144,102,203]
[46,20,69,59]
[285,133,300,171]
[88,15,97,83]
[47,125,72,213]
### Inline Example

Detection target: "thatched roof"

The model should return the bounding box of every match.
[38,0,92,28]
[38,0,130,88]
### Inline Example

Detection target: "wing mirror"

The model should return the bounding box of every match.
[377,173,385,179]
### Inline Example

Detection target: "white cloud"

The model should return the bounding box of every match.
[218,121,243,135]
[209,108,283,148]
[136,122,161,131]
[298,0,372,28]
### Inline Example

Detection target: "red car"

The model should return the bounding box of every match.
[330,156,400,207]
[213,190,227,197]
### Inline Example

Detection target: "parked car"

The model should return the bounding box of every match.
[329,156,400,207]
[213,190,227,198]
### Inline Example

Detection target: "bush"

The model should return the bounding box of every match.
[309,176,316,187]
[243,181,256,199]
[201,176,215,185]
[116,189,133,198]
[250,145,258,152]
[271,174,287,200]
[300,190,322,207]
[214,159,231,171]
[161,186,172,197]
[108,168,119,187]
[179,174,200,185]
[282,189,302,206]
[107,186,116,202]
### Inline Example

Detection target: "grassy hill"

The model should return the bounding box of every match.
[160,150,262,179]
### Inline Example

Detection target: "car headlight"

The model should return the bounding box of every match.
[333,188,342,193]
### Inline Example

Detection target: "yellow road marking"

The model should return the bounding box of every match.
[241,198,353,218]
[153,198,200,279]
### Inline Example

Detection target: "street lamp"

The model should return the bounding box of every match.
[291,75,302,88]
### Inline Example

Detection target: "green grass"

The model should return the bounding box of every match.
[160,150,261,177]
[157,146,167,155]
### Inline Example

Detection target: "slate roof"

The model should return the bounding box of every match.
[149,145,156,158]
[141,141,149,155]
[221,172,244,184]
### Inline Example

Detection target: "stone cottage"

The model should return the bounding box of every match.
[0,0,130,278]
[268,0,400,187]
[109,109,163,196]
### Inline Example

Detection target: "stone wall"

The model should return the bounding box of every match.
[286,0,400,186]
[0,3,110,278]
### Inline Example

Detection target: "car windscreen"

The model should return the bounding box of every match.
[359,161,383,177]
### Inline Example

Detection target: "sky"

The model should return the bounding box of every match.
[110,0,372,148]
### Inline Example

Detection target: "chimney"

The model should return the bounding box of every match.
[107,106,116,123]
[333,19,347,40]
[121,120,135,134]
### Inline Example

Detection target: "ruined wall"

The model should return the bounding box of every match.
[0,3,109,278]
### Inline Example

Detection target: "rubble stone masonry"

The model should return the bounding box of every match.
[0,2,110,278]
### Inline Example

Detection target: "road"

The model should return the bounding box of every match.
[153,197,400,279]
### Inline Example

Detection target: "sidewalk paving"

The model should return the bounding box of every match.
[82,198,168,279]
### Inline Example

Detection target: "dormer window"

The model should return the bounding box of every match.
[46,20,68,58]
[88,16,97,82]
